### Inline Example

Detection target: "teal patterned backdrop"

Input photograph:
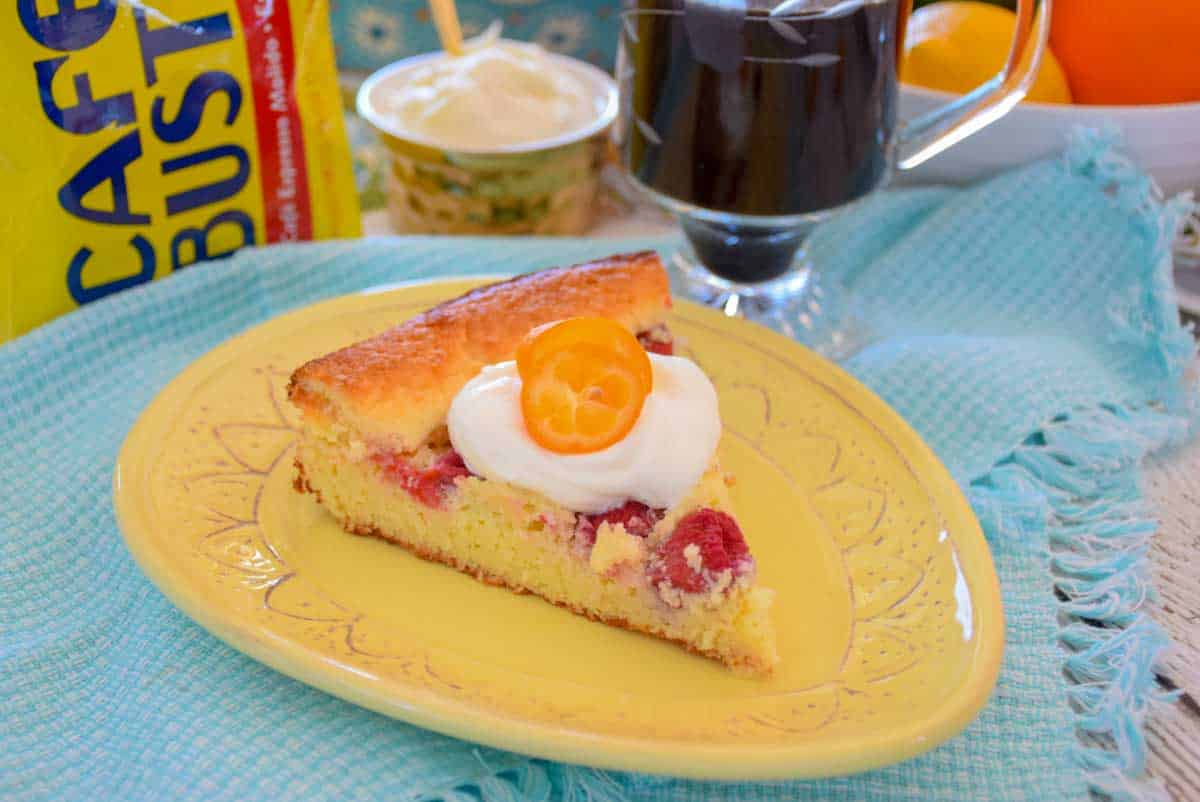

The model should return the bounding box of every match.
[327,0,1016,74]
[331,0,1018,213]
[330,0,621,72]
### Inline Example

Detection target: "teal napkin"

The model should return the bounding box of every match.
[2,132,1194,802]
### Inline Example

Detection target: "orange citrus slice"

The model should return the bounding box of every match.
[517,317,653,454]
[901,1,1073,105]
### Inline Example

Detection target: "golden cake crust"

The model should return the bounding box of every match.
[293,458,771,675]
[353,518,772,675]
[288,251,671,451]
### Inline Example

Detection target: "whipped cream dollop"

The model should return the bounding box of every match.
[375,39,603,150]
[447,354,722,514]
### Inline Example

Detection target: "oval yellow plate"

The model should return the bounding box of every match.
[115,278,1003,780]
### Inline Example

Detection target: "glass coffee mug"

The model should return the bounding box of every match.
[615,0,1049,348]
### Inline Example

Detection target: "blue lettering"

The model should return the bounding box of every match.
[18,0,116,52]
[152,71,242,144]
[162,145,250,216]
[66,235,156,305]
[35,57,135,134]
[171,210,255,269]
[134,9,232,87]
[58,130,151,225]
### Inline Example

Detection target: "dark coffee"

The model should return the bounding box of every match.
[624,0,907,216]
[620,0,909,282]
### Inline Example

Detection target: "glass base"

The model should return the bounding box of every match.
[673,248,871,361]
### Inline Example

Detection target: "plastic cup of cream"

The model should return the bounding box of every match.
[357,40,618,235]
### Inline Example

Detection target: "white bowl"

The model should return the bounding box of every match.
[897,85,1200,196]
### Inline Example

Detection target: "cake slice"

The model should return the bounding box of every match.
[288,252,778,674]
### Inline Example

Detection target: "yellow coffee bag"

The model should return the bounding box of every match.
[2,0,361,342]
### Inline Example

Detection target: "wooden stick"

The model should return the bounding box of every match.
[428,0,464,56]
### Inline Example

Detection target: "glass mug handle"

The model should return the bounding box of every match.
[896,0,1051,170]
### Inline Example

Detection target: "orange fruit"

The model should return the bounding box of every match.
[1050,0,1200,105]
[517,317,653,454]
[902,2,1073,104]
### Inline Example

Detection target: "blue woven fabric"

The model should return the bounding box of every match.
[1,134,1194,802]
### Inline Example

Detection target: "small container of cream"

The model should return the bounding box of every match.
[357,39,618,235]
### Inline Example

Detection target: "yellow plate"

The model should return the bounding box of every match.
[115,278,1003,780]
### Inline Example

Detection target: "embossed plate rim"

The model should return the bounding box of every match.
[114,277,1003,780]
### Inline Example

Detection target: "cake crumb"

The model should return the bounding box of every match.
[590,523,645,576]
[655,580,683,609]
[683,542,703,573]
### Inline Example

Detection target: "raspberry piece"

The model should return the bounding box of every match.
[591,500,661,537]
[575,500,663,546]
[432,450,471,480]
[637,328,674,356]
[372,449,472,509]
[574,516,597,547]
[648,509,751,594]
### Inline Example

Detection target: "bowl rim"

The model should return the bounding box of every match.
[900,82,1200,115]
[357,46,620,157]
